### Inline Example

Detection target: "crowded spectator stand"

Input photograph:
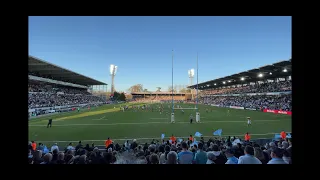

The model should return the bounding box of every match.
[28,133,292,164]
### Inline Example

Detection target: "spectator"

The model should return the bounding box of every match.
[65,154,75,164]
[51,149,59,163]
[209,144,227,164]
[40,153,52,164]
[178,142,194,164]
[166,151,178,164]
[131,139,138,150]
[33,150,43,164]
[206,152,217,164]
[194,142,207,164]
[160,145,171,164]
[267,148,286,164]
[51,143,59,153]
[37,143,44,151]
[238,145,262,164]
[77,155,87,164]
[66,143,75,151]
[57,152,65,164]
[254,147,268,164]
[282,149,291,164]
[149,154,160,164]
[75,141,83,151]
[30,135,291,164]
[225,148,238,164]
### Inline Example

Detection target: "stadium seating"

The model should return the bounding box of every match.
[201,80,292,111]
[28,83,105,109]
[202,80,291,95]
[28,136,292,164]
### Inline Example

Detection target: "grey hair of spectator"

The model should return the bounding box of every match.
[43,153,53,163]
[166,151,178,164]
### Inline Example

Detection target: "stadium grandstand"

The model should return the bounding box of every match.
[28,56,108,117]
[131,91,188,102]
[189,59,292,112]
[28,58,292,165]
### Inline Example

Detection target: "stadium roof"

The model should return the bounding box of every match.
[29,56,107,86]
[188,59,291,90]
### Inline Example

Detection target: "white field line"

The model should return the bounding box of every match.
[32,132,291,143]
[29,119,280,127]
[92,116,107,121]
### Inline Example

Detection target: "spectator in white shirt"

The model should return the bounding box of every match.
[267,147,287,164]
[51,143,59,152]
[238,145,262,164]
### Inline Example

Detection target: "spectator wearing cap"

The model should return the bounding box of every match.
[225,148,238,164]
[194,142,207,164]
[51,143,59,152]
[268,147,286,164]
[206,152,217,164]
[178,142,194,164]
[238,145,262,164]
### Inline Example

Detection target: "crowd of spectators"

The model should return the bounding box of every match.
[29,83,91,95]
[203,80,292,95]
[28,136,292,164]
[28,83,104,109]
[202,94,291,111]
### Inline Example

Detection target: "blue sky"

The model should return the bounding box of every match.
[29,16,291,92]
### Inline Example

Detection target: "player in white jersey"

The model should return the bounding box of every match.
[247,117,251,126]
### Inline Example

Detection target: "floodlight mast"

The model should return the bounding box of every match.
[110,64,117,94]
[188,68,195,100]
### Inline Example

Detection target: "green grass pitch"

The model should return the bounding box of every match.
[28,103,291,147]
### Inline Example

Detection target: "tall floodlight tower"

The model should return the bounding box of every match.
[110,64,118,94]
[188,69,195,86]
[188,69,195,100]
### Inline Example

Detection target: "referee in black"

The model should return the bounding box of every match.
[47,119,52,128]
[190,114,193,124]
